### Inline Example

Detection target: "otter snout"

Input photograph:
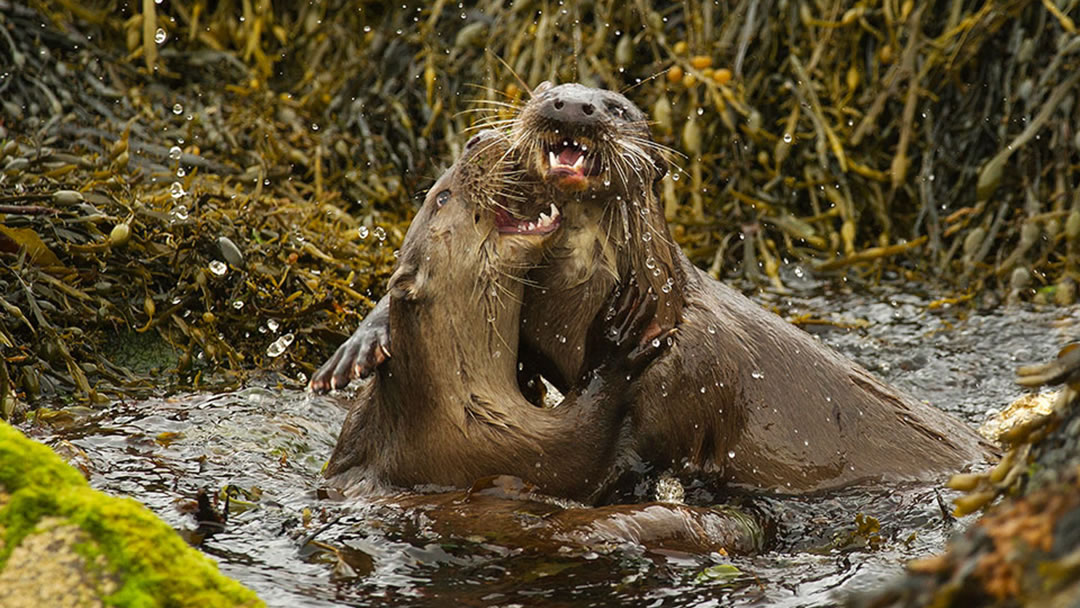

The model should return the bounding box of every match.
[535,85,614,128]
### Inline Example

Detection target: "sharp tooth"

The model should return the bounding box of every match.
[548,150,557,167]
[527,222,536,231]
[539,212,551,225]
[572,154,585,169]
[550,203,560,218]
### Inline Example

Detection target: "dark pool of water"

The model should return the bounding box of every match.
[21,283,1078,607]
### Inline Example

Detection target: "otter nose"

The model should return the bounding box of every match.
[539,93,602,127]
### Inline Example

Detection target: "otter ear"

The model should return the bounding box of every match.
[533,81,553,95]
[388,264,426,301]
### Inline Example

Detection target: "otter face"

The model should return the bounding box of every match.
[389,130,561,303]
[509,83,669,193]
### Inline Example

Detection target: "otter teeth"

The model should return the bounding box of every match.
[536,204,560,228]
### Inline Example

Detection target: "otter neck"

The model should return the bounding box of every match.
[388,277,524,403]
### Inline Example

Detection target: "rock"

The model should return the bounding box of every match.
[0,422,263,608]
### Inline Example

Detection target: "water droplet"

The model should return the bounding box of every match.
[699,386,706,393]
[232,300,245,310]
[168,145,182,160]
[311,123,320,131]
[645,256,657,270]
[169,182,185,199]
[208,260,227,276]
[266,333,295,358]
[154,28,167,44]
[751,370,764,379]
[172,103,183,115]
[171,204,188,220]
[374,227,387,241]
[782,133,793,143]
[651,338,661,348]
[176,167,186,177]
[357,226,369,239]
[727,450,736,459]
[642,232,652,242]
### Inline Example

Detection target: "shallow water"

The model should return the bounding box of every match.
[21,283,1077,607]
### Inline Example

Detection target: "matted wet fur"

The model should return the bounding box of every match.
[323,130,670,503]
[315,84,994,495]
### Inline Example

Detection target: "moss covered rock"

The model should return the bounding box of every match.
[0,422,263,608]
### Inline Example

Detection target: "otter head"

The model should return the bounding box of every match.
[388,130,561,328]
[509,82,669,194]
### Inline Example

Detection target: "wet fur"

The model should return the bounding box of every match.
[505,84,993,492]
[324,133,636,503]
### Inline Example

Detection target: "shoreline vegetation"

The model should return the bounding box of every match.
[1,1,1077,407]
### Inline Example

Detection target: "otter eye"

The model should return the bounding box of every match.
[435,189,451,208]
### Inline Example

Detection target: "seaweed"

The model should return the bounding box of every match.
[1,0,1077,406]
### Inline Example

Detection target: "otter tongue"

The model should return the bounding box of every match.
[558,147,584,167]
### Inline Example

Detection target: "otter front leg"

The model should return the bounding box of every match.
[581,278,675,383]
[309,295,391,393]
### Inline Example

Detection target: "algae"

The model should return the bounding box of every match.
[0,422,263,607]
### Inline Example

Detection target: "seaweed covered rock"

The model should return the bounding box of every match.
[0,422,263,607]
[848,346,1080,607]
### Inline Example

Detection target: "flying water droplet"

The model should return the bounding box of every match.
[169,182,185,199]
[172,103,183,115]
[266,333,295,358]
[154,28,167,44]
[208,260,227,276]
[168,146,182,160]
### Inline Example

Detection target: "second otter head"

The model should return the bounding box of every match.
[388,130,561,307]
[510,83,669,194]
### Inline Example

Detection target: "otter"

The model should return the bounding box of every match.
[315,84,993,494]
[323,130,670,502]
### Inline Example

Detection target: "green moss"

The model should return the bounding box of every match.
[0,422,263,607]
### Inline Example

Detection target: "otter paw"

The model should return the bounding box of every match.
[309,305,392,393]
[584,276,672,376]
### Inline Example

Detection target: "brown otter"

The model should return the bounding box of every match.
[315,84,993,494]
[323,130,671,502]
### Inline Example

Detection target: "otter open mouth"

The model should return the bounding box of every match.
[542,138,602,186]
[496,202,561,235]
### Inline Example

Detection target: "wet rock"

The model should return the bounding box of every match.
[847,346,1080,607]
[0,422,263,607]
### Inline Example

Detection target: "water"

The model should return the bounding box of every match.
[19,284,1077,607]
